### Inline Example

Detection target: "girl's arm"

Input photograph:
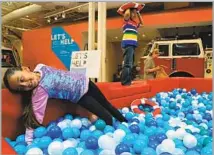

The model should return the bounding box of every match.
[146,66,161,73]
[25,87,49,145]
[124,9,130,21]
[137,11,143,26]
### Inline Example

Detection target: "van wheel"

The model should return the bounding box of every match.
[169,72,194,77]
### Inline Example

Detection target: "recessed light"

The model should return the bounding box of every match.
[142,34,146,37]
[54,16,58,20]
[26,15,29,18]
[115,36,118,39]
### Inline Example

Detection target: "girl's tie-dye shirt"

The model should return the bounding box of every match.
[25,64,89,144]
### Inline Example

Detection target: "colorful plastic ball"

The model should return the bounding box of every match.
[92,130,103,139]
[34,127,47,138]
[53,138,63,142]
[16,134,25,143]
[62,127,73,139]
[148,140,159,149]
[71,119,82,129]
[131,118,140,123]
[156,133,167,143]
[47,125,62,139]
[141,147,156,155]
[98,135,116,150]
[80,130,92,141]
[80,149,95,155]
[125,112,134,121]
[183,134,197,148]
[133,140,147,154]
[104,125,115,134]
[203,137,212,146]
[62,147,78,155]
[122,107,130,114]
[190,89,197,95]
[95,119,106,130]
[201,146,212,155]
[38,136,52,149]
[99,149,115,155]
[26,148,43,155]
[64,114,73,120]
[159,153,172,155]
[85,136,98,149]
[57,117,64,123]
[123,134,135,147]
[162,114,170,121]
[48,141,64,155]
[113,129,126,144]
[14,144,26,155]
[71,127,80,138]
[115,143,130,154]
[186,150,200,155]
[81,118,91,127]
[129,124,140,134]
[63,139,78,149]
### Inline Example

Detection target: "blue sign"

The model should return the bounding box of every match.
[51,27,80,70]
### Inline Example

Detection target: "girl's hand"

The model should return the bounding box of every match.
[89,114,98,123]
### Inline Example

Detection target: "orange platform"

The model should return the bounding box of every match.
[2,77,212,154]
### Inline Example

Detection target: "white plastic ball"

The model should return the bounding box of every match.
[70,119,82,129]
[122,122,129,127]
[81,118,91,127]
[98,135,116,150]
[175,128,187,140]
[121,152,132,155]
[122,107,129,114]
[130,122,138,125]
[151,97,156,102]
[198,103,205,107]
[183,134,197,148]
[106,132,114,137]
[172,148,184,155]
[156,144,169,155]
[26,148,43,155]
[138,114,145,122]
[63,119,72,125]
[113,129,126,144]
[182,88,187,92]
[89,125,96,131]
[57,121,69,130]
[63,138,78,149]
[176,95,182,100]
[166,130,176,139]
[161,139,175,153]
[99,149,115,155]
[48,141,64,155]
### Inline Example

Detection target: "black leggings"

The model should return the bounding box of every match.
[77,81,127,125]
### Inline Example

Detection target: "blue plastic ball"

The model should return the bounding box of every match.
[141,147,156,155]
[125,112,134,121]
[14,145,26,155]
[123,134,135,147]
[57,117,64,123]
[186,150,200,155]
[63,147,78,155]
[133,140,147,154]
[191,89,197,95]
[80,149,94,155]
[92,130,103,139]
[70,128,80,138]
[156,133,167,143]
[95,119,106,130]
[131,118,140,123]
[64,114,73,120]
[129,124,140,134]
[85,136,98,149]
[160,153,172,155]
[148,140,159,149]
[47,125,62,139]
[104,125,115,134]
[38,136,52,149]
[34,127,47,138]
[115,143,130,154]
[16,135,25,143]
[80,130,92,141]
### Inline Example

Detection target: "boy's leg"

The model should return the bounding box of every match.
[121,46,135,85]
[86,81,127,123]
[77,95,113,125]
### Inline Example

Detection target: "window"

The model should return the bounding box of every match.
[173,43,200,56]
[1,49,16,67]
[158,44,169,56]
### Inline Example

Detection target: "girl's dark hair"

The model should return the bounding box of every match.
[3,67,42,129]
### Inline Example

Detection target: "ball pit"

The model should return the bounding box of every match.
[5,88,213,155]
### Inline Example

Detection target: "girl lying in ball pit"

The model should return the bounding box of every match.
[3,64,127,144]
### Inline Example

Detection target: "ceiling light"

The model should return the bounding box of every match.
[208,33,211,37]
[142,34,146,37]
[26,15,29,18]
[115,36,118,39]
[62,12,66,18]
[54,16,58,21]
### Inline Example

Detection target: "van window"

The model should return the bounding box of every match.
[173,43,200,56]
[158,44,169,56]
[1,49,17,67]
